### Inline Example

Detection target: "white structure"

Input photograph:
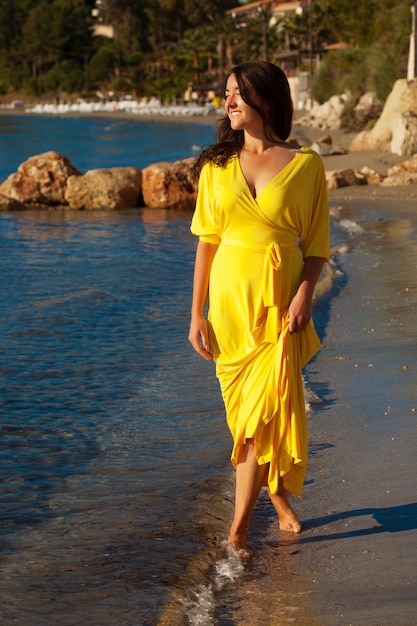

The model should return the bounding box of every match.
[407,3,417,80]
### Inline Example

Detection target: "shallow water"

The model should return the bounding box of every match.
[0,207,236,625]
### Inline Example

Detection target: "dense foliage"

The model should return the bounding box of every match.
[0,0,412,103]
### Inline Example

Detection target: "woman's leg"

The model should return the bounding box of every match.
[228,438,268,553]
[268,477,302,533]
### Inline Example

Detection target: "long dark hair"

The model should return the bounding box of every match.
[194,61,293,174]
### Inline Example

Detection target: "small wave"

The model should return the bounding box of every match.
[304,382,323,409]
[183,547,246,625]
[313,258,344,303]
[338,218,365,235]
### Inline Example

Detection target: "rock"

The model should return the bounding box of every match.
[0,151,81,206]
[350,79,417,156]
[387,154,417,176]
[311,133,348,156]
[343,92,383,132]
[360,166,383,185]
[379,154,417,186]
[295,93,353,130]
[65,167,142,210]
[0,195,28,211]
[141,157,197,209]
[382,173,417,186]
[326,168,365,190]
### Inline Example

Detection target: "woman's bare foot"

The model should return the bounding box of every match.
[228,526,253,558]
[269,483,302,533]
[278,507,302,533]
[228,528,248,550]
[227,538,252,560]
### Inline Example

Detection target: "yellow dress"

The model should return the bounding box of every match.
[190,147,330,497]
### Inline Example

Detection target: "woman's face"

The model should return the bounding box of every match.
[224,73,263,133]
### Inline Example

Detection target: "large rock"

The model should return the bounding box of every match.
[350,79,417,156]
[141,157,197,209]
[0,151,81,206]
[295,93,353,130]
[325,168,365,190]
[382,154,417,186]
[311,133,347,156]
[65,167,142,210]
[343,92,383,132]
[0,195,28,211]
[382,173,417,186]
[387,153,417,175]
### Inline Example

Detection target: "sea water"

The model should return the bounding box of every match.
[0,114,355,625]
[0,113,216,178]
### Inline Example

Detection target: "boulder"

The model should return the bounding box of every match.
[381,173,417,186]
[381,154,417,186]
[295,93,353,130]
[141,157,197,209]
[65,167,142,210]
[0,151,81,206]
[326,168,365,190]
[359,166,383,185]
[311,133,348,156]
[0,195,28,211]
[350,79,417,156]
[344,92,383,131]
[387,154,417,176]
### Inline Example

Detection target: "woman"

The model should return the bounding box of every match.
[188,61,330,555]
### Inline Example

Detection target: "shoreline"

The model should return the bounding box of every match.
[2,107,414,198]
[0,105,222,126]
[1,105,410,172]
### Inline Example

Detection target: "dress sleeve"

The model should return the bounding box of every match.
[299,152,330,260]
[190,163,221,245]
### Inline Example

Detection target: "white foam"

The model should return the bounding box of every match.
[338,219,365,235]
[185,547,245,625]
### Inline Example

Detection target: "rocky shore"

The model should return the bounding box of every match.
[1,135,416,213]
[1,77,417,212]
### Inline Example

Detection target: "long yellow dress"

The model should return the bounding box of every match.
[190,147,330,497]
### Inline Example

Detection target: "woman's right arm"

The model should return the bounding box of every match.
[188,240,219,361]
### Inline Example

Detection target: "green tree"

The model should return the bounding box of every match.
[20,1,54,89]
[89,46,117,87]
[313,0,411,102]
[0,0,413,102]
[16,0,91,92]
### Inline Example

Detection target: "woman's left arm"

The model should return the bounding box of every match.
[288,256,326,333]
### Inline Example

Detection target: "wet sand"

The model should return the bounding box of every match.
[217,129,417,624]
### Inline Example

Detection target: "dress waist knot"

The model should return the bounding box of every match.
[221,238,297,344]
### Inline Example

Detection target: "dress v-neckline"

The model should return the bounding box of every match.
[237,147,302,201]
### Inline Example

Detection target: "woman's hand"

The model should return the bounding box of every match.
[288,256,326,333]
[288,287,313,333]
[189,240,218,361]
[188,314,213,361]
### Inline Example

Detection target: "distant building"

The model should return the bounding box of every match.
[91,0,114,39]
[227,0,310,76]
[227,0,308,25]
[92,24,114,39]
[227,1,351,109]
